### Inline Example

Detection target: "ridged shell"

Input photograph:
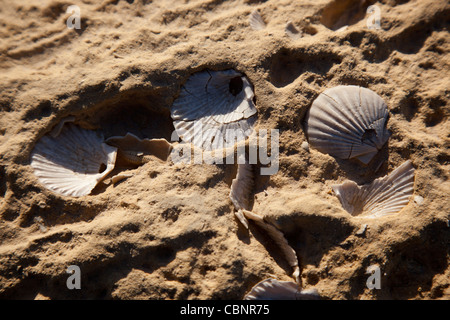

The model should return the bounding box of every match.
[50,116,75,137]
[305,85,390,164]
[229,162,254,229]
[249,10,266,30]
[242,209,300,283]
[31,123,117,197]
[229,162,254,212]
[332,160,415,217]
[171,69,257,151]
[244,278,320,300]
[228,163,299,282]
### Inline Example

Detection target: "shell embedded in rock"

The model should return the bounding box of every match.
[50,116,75,137]
[228,163,299,282]
[285,21,302,39]
[249,10,266,30]
[170,69,257,151]
[305,85,391,164]
[332,160,415,217]
[242,209,300,283]
[229,162,254,212]
[244,278,320,300]
[31,123,117,197]
[106,132,173,165]
[229,162,254,229]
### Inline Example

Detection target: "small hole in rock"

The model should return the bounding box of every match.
[98,163,107,173]
[229,76,243,96]
[361,128,376,143]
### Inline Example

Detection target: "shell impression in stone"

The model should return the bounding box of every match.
[230,162,254,211]
[305,85,390,164]
[228,163,300,282]
[249,10,266,30]
[244,278,320,300]
[285,22,302,39]
[229,161,253,228]
[31,123,117,197]
[332,160,415,217]
[170,69,257,151]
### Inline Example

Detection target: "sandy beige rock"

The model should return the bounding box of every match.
[0,0,449,300]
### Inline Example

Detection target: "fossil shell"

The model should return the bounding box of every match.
[31,123,117,197]
[229,162,254,229]
[285,21,302,39]
[229,162,254,212]
[106,133,173,165]
[228,163,299,282]
[244,278,320,300]
[50,116,75,137]
[249,10,266,30]
[305,85,390,164]
[332,160,415,217]
[242,209,300,283]
[170,69,257,151]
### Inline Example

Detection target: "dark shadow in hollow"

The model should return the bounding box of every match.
[274,213,355,268]
[347,218,449,299]
[320,0,376,31]
[77,89,175,142]
[268,48,341,88]
[0,228,217,299]
[333,139,391,186]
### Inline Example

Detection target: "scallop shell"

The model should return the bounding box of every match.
[249,10,266,30]
[50,116,75,137]
[31,123,117,197]
[242,209,300,283]
[244,278,320,300]
[228,163,299,282]
[305,85,390,164]
[332,160,415,217]
[229,162,254,212]
[229,162,254,229]
[170,69,257,151]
